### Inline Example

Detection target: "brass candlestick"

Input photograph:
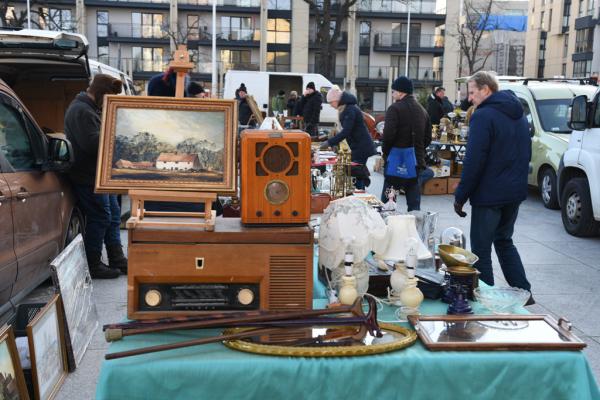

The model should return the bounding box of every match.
[330,145,353,198]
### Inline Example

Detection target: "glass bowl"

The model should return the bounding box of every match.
[473,287,530,314]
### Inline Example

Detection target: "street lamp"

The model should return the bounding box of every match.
[211,0,217,97]
[402,0,411,77]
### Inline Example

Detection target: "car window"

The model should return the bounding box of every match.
[518,97,533,126]
[0,102,36,171]
[534,99,572,133]
[593,97,600,127]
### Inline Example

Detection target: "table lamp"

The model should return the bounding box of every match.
[379,215,432,262]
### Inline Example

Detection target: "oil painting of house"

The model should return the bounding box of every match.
[156,152,201,171]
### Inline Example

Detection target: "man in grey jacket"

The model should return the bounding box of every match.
[64,74,125,279]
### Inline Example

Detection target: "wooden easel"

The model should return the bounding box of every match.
[125,45,216,231]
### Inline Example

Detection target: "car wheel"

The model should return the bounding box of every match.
[560,178,600,237]
[538,168,559,209]
[65,208,84,246]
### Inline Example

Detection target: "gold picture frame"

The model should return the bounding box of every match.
[27,294,68,400]
[246,95,264,125]
[96,95,238,194]
[0,325,30,400]
[223,323,417,357]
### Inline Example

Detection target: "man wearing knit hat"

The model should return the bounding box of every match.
[320,86,376,189]
[381,76,431,211]
[301,81,322,137]
[64,74,126,279]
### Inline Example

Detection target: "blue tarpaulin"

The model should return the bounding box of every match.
[478,15,527,31]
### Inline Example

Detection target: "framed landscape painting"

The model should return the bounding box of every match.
[96,96,238,194]
[0,325,29,400]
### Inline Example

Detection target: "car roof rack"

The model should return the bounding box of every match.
[522,77,598,86]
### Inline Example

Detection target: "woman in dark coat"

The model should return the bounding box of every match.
[302,81,322,137]
[320,86,377,189]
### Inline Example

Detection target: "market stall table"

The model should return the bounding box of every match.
[429,140,468,163]
[97,280,599,399]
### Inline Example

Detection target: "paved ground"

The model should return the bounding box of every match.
[24,172,600,399]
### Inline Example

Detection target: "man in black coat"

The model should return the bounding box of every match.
[426,86,446,125]
[64,74,126,279]
[382,76,432,210]
[302,81,322,137]
[236,83,254,127]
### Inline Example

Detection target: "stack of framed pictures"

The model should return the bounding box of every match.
[0,325,29,399]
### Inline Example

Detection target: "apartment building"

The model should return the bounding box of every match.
[2,0,445,112]
[442,0,528,102]
[525,0,599,79]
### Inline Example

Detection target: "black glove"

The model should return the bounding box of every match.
[454,201,467,218]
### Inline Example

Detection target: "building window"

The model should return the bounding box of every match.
[548,9,553,31]
[573,59,592,77]
[132,12,164,39]
[564,33,569,57]
[98,45,109,64]
[562,63,567,76]
[132,46,164,72]
[221,16,253,41]
[358,54,370,78]
[563,1,571,29]
[359,21,371,47]
[97,11,108,37]
[39,8,73,31]
[267,18,290,44]
[268,0,290,10]
[391,55,419,79]
[267,51,290,72]
[587,0,595,13]
[220,49,251,70]
[575,28,593,52]
[187,15,199,40]
[578,0,584,17]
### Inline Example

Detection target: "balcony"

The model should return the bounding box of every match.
[177,0,259,12]
[2,20,78,32]
[106,23,169,44]
[308,30,348,49]
[356,66,442,83]
[84,0,169,9]
[374,33,444,53]
[187,27,260,47]
[357,0,445,19]
[106,57,261,77]
[308,64,347,80]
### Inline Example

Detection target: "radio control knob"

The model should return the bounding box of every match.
[237,288,255,305]
[274,210,281,216]
[256,211,263,217]
[292,210,298,216]
[144,289,162,307]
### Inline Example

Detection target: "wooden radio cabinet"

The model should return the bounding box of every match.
[127,218,313,320]
[240,130,311,225]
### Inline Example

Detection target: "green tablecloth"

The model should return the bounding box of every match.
[97,295,599,400]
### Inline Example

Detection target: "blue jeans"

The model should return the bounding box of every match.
[470,202,531,291]
[381,177,420,211]
[418,167,434,187]
[72,184,121,253]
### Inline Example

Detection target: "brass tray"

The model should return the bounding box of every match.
[222,323,417,357]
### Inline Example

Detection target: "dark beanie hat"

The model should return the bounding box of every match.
[278,89,285,95]
[391,76,413,94]
[237,83,247,93]
[88,73,122,100]
[188,81,205,96]
[306,81,316,90]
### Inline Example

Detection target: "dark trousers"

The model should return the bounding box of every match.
[305,123,318,137]
[381,177,421,211]
[470,202,531,291]
[72,184,121,254]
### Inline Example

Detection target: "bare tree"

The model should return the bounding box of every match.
[303,0,357,79]
[0,2,78,32]
[453,0,500,75]
[161,19,202,63]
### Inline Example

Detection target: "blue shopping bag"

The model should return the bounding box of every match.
[385,146,417,179]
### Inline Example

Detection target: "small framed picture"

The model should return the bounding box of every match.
[0,325,30,400]
[27,295,68,400]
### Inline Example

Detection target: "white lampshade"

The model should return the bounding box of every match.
[380,215,432,261]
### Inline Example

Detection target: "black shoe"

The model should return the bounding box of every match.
[107,244,128,275]
[525,294,536,306]
[86,251,120,279]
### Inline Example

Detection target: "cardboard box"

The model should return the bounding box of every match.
[423,178,448,195]
[447,177,461,194]
[438,150,453,160]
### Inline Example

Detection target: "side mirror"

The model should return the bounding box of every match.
[568,95,589,131]
[46,136,74,171]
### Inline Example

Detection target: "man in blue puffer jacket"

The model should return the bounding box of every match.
[321,86,377,189]
[454,71,533,298]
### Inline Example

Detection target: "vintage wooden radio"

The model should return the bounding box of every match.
[240,130,311,224]
[127,218,313,320]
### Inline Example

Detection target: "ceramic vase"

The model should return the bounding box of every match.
[338,275,358,305]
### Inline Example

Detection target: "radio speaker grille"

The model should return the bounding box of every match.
[269,255,307,311]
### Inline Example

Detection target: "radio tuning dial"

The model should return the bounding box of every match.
[145,289,162,307]
[237,288,255,305]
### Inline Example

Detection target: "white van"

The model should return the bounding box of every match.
[223,70,338,125]
[89,59,136,96]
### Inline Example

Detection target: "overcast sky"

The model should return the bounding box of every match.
[115,108,225,147]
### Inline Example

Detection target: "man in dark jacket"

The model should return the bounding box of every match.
[321,87,376,189]
[64,74,126,279]
[302,81,322,137]
[454,71,533,298]
[147,67,177,97]
[236,83,254,127]
[381,76,431,210]
[426,86,446,125]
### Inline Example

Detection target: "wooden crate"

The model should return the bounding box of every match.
[423,178,448,195]
[447,177,461,194]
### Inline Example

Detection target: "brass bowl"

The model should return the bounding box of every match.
[438,245,479,269]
